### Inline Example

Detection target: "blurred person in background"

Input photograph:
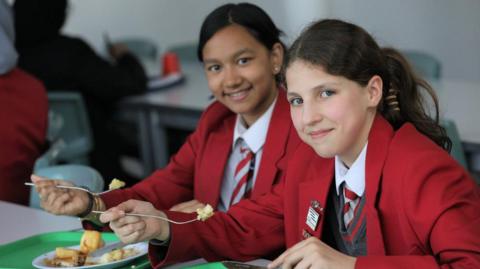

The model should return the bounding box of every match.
[0,0,48,205]
[13,0,147,184]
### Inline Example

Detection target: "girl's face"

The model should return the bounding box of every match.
[202,24,283,126]
[286,60,382,166]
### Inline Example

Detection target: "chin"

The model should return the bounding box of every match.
[312,147,335,159]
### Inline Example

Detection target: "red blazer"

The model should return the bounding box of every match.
[156,115,480,268]
[101,89,301,211]
[0,68,48,205]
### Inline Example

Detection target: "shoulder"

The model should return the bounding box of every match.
[384,122,474,194]
[54,35,97,55]
[196,100,235,131]
[389,123,451,163]
[3,68,46,93]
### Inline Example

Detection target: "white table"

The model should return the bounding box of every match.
[0,201,82,245]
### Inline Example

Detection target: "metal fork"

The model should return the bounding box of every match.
[25,182,114,196]
[91,210,198,225]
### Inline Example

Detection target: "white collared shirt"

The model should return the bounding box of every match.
[334,142,368,197]
[218,96,278,211]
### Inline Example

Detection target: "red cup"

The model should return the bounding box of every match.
[162,52,181,76]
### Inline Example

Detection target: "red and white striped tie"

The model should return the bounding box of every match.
[229,146,254,207]
[343,183,360,229]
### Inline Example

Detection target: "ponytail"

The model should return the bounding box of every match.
[381,48,451,152]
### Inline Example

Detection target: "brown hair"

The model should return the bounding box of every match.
[284,19,451,151]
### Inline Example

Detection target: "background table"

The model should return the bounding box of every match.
[0,201,81,245]
[122,66,480,177]
[121,62,211,176]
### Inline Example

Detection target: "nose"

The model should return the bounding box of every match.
[223,66,242,89]
[302,101,322,126]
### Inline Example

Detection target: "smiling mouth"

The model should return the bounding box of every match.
[224,87,252,101]
[308,129,332,139]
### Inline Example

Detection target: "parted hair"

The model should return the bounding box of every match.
[197,3,285,61]
[284,19,451,152]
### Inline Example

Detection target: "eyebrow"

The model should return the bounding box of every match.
[287,82,341,96]
[203,48,254,65]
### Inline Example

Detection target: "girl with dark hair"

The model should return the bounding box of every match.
[31,1,300,238]
[98,19,479,269]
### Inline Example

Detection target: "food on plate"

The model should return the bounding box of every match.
[80,230,104,254]
[42,230,139,267]
[108,178,126,190]
[99,248,138,264]
[196,204,214,221]
[44,248,86,267]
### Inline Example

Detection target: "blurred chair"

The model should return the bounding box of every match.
[403,50,441,79]
[29,164,104,209]
[167,42,197,63]
[441,119,468,169]
[36,91,93,167]
[116,38,158,61]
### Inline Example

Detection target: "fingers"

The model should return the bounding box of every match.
[268,238,310,269]
[109,214,146,244]
[99,207,126,223]
[170,199,205,213]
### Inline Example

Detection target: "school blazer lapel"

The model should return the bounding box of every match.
[364,115,394,255]
[251,90,291,198]
[297,157,335,240]
[197,118,235,208]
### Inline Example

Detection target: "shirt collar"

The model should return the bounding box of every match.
[335,142,368,197]
[233,96,277,154]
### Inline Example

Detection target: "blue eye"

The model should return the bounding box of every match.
[289,97,303,106]
[320,89,334,98]
[206,64,221,72]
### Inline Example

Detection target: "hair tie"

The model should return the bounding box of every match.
[386,88,400,112]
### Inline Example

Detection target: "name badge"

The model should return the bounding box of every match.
[306,206,320,231]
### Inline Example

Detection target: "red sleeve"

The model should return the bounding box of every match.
[149,182,287,268]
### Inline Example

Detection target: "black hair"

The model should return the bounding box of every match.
[197,2,285,62]
[285,19,451,151]
[13,0,68,47]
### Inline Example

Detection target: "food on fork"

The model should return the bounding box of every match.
[196,204,214,221]
[108,178,126,190]
[80,230,104,254]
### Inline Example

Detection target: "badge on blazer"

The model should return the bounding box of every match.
[306,200,322,231]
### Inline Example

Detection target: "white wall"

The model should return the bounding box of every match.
[329,0,480,81]
[63,0,480,81]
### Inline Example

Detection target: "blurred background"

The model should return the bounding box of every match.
[63,0,480,81]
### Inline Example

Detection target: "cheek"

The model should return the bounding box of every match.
[290,108,303,131]
[206,76,221,95]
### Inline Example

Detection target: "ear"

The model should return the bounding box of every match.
[366,75,383,107]
[270,42,284,75]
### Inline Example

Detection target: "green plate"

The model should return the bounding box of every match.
[0,231,151,269]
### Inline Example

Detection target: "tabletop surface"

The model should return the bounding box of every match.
[0,201,82,245]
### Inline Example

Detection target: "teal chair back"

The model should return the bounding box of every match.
[42,91,93,166]
[117,38,158,61]
[403,50,441,79]
[167,42,197,63]
[29,164,104,209]
[441,119,468,169]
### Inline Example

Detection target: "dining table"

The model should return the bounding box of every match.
[0,200,81,245]
[0,200,270,268]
